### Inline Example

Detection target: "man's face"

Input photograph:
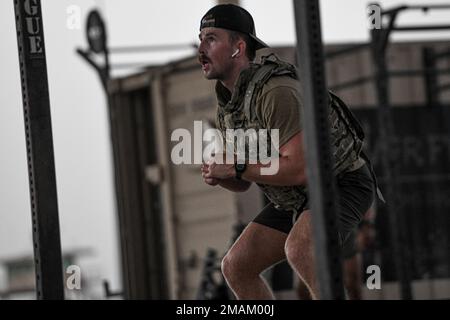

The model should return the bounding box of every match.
[198,27,235,80]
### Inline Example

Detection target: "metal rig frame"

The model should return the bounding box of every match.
[13,0,64,300]
[296,2,450,299]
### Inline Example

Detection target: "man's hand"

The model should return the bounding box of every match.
[201,163,220,186]
[203,153,235,180]
[201,161,252,192]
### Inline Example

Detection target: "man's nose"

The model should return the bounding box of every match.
[198,40,206,55]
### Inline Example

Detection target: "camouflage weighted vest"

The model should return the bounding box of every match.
[215,54,365,213]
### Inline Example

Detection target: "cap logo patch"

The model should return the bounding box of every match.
[201,17,216,28]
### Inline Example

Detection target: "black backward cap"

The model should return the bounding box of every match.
[200,4,268,50]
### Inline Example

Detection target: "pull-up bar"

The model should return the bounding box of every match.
[380,4,450,16]
[327,3,450,60]
[109,43,197,54]
[393,25,450,32]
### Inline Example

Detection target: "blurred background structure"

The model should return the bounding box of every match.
[1,0,449,299]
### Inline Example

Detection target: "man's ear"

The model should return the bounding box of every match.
[237,39,246,58]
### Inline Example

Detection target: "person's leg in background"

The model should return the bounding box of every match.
[295,255,363,300]
[343,207,378,300]
[295,254,362,300]
[342,230,363,300]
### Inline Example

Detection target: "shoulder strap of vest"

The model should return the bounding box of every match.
[243,64,277,120]
[243,54,297,121]
[329,90,365,140]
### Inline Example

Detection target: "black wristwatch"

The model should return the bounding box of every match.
[234,162,247,180]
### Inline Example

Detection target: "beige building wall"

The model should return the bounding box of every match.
[163,67,238,298]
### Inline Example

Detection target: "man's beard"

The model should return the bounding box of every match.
[199,55,229,81]
[205,68,221,80]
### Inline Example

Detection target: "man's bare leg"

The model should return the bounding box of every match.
[296,278,313,300]
[285,210,320,299]
[221,222,287,300]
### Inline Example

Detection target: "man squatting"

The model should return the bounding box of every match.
[199,4,377,299]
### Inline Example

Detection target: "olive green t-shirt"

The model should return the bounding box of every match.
[253,76,365,171]
[254,75,303,148]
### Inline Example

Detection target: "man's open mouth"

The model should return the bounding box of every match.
[199,57,211,71]
[202,62,210,71]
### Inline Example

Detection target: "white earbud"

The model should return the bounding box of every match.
[231,49,239,58]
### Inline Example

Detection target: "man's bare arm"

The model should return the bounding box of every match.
[204,131,307,186]
[241,131,307,186]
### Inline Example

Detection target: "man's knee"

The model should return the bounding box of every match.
[285,234,313,266]
[220,253,233,280]
[221,251,252,283]
[285,212,314,264]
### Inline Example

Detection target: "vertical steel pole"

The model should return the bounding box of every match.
[13,0,64,299]
[423,47,438,107]
[293,0,345,299]
[370,3,413,300]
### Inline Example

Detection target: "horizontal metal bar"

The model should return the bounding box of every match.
[109,43,197,54]
[389,69,424,77]
[407,4,450,11]
[381,4,450,16]
[437,82,450,92]
[380,5,408,16]
[427,68,450,76]
[329,76,373,91]
[393,25,450,32]
[325,43,370,59]
[434,48,450,60]
[110,62,155,69]
[330,68,450,91]
[389,68,450,77]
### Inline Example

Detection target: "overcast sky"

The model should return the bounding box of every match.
[1,0,449,296]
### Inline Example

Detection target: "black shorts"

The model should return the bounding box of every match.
[253,163,375,259]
